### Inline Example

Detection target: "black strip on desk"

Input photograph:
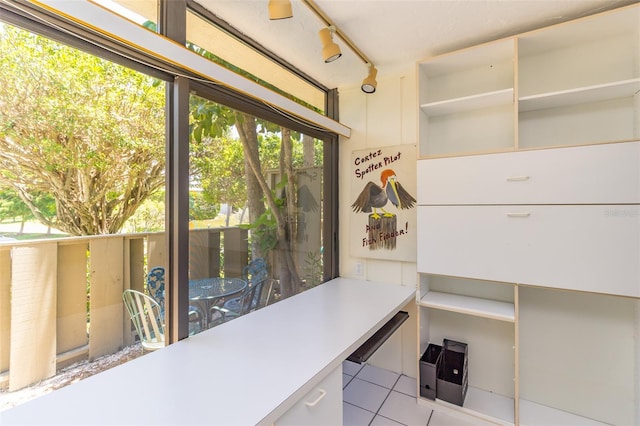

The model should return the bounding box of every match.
[347,311,409,364]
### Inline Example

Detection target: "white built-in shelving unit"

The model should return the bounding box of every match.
[416,4,640,426]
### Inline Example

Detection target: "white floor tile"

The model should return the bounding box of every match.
[356,364,401,389]
[342,364,500,426]
[379,391,432,426]
[370,415,405,426]
[343,402,376,426]
[344,378,391,413]
[343,360,365,376]
[393,375,417,397]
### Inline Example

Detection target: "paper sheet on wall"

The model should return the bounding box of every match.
[349,144,416,261]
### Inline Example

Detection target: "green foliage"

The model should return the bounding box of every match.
[303,250,323,288]
[189,191,219,221]
[257,133,281,171]
[121,191,166,233]
[188,95,312,220]
[0,188,32,222]
[189,98,235,144]
[0,187,56,223]
[0,24,165,235]
[190,132,246,212]
[239,176,288,254]
[240,209,278,254]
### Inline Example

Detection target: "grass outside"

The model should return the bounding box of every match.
[0,221,67,240]
[1,211,245,242]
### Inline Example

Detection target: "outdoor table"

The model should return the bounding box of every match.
[189,277,246,327]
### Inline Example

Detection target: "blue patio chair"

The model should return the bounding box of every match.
[146,266,165,313]
[146,266,204,334]
[218,258,270,316]
[242,257,268,285]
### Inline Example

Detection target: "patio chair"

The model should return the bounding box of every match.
[242,257,268,285]
[219,257,270,314]
[122,289,165,351]
[210,278,276,326]
[146,266,166,313]
[146,266,205,334]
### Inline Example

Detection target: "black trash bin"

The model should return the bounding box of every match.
[419,343,442,400]
[436,338,468,406]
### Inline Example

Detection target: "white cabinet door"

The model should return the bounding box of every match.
[417,205,640,297]
[417,205,523,283]
[274,367,342,426]
[417,141,640,205]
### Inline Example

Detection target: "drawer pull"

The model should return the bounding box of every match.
[304,389,327,407]
[507,212,530,218]
[506,175,530,182]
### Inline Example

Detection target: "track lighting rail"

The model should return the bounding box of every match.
[270,0,377,93]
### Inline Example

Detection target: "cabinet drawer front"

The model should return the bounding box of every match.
[274,367,342,426]
[417,205,640,297]
[417,206,523,283]
[417,141,640,205]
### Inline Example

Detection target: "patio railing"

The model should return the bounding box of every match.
[0,227,248,391]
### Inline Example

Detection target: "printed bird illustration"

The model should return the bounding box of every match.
[297,184,319,212]
[352,169,416,219]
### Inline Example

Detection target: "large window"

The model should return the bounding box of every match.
[0,21,166,405]
[186,94,327,333]
[0,0,338,408]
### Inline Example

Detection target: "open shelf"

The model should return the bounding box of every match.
[420,291,515,322]
[519,79,640,112]
[421,88,514,116]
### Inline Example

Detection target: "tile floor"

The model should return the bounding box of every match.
[342,360,489,426]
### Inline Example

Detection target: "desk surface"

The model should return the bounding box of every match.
[1,278,414,426]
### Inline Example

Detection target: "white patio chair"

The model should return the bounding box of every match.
[123,289,165,351]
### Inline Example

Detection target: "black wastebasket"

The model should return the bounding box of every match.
[436,338,468,406]
[419,343,442,400]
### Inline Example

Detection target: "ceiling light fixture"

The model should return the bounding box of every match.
[268,0,293,20]
[361,65,378,94]
[301,0,378,93]
[319,26,342,63]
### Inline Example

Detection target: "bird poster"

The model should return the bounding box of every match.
[350,144,416,261]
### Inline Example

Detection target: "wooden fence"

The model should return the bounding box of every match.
[0,227,247,391]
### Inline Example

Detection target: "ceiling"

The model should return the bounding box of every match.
[194,0,637,91]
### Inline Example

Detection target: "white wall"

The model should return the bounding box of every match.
[338,66,418,377]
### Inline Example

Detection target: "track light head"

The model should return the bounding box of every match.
[361,66,378,94]
[268,0,292,20]
[319,27,342,63]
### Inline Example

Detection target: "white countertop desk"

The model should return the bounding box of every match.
[1,277,414,425]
